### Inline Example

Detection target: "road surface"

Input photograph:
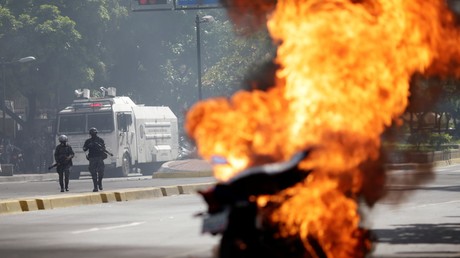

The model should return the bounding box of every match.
[1,165,460,257]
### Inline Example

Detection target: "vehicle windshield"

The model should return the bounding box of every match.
[88,113,114,132]
[58,113,114,134]
[58,115,86,134]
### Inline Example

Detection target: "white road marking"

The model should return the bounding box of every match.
[384,200,460,211]
[71,221,146,234]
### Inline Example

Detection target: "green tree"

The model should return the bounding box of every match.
[159,10,276,118]
[0,0,127,136]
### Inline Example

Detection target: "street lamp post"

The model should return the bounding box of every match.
[195,14,214,101]
[1,56,36,135]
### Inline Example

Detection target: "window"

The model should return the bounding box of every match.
[88,113,114,132]
[57,112,114,134]
[117,112,133,132]
[58,115,86,134]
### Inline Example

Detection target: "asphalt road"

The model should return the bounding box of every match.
[1,164,460,257]
[367,165,460,257]
[1,178,459,258]
[0,195,219,258]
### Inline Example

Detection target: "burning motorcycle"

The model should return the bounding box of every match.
[197,149,327,258]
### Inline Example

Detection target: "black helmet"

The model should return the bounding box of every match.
[89,127,98,136]
[58,135,68,143]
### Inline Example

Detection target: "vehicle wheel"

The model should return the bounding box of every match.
[120,153,131,177]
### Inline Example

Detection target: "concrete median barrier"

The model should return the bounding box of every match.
[100,192,117,203]
[36,198,52,210]
[0,182,216,215]
[160,186,181,196]
[19,199,39,212]
[0,199,22,214]
[36,193,103,210]
[178,182,215,194]
[114,187,163,202]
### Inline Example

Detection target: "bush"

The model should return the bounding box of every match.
[429,133,453,150]
[390,132,454,152]
[407,131,431,149]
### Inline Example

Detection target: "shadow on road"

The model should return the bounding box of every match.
[373,223,460,244]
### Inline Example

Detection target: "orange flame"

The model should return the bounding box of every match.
[186,0,460,257]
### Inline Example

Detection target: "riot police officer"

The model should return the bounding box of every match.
[83,127,106,192]
[54,135,74,192]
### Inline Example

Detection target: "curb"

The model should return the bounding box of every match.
[152,170,213,178]
[0,182,215,215]
[0,173,58,183]
[154,159,213,178]
[384,157,460,171]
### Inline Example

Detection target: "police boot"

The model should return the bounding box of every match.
[92,179,98,192]
[65,178,70,191]
[98,179,103,190]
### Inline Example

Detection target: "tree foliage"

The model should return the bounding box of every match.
[159,10,275,116]
[0,0,127,131]
[1,1,275,124]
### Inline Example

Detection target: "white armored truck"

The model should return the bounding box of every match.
[55,87,179,179]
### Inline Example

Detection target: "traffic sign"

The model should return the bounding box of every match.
[175,0,222,9]
[131,0,173,12]
[131,0,223,12]
[138,0,168,5]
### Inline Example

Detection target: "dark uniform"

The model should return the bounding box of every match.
[83,127,106,192]
[54,135,74,192]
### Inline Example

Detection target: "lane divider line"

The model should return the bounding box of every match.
[71,221,146,234]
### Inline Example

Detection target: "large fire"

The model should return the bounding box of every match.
[186,0,460,257]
